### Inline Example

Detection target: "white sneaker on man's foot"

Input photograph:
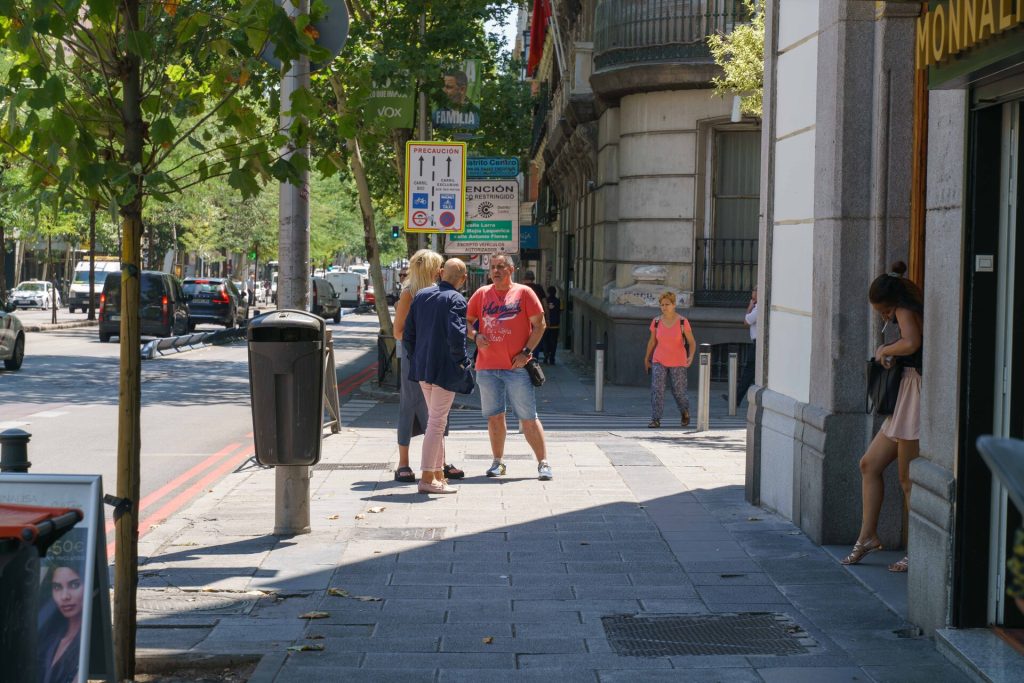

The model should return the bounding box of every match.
[537,460,553,480]
[486,459,506,477]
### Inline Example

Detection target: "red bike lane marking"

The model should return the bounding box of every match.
[109,449,254,559]
[337,362,378,396]
[104,442,243,538]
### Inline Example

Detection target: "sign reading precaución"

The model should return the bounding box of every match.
[404,141,467,233]
[445,180,520,255]
[467,156,520,179]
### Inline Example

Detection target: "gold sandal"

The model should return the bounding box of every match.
[841,538,883,565]
[888,556,908,573]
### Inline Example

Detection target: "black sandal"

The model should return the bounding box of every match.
[443,463,465,480]
[394,466,415,483]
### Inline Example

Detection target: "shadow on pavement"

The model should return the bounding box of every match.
[130,483,957,682]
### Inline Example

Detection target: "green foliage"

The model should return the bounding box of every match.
[473,55,535,160]
[0,0,319,214]
[311,0,524,213]
[707,0,764,118]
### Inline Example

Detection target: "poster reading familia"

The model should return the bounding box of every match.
[432,59,481,130]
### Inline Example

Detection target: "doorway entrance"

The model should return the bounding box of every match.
[955,93,1024,630]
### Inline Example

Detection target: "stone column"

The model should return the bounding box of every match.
[800,0,908,545]
[907,88,966,635]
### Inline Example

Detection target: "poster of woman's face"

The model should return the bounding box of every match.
[37,527,87,683]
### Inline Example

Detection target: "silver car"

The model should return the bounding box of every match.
[11,280,61,309]
[0,296,25,370]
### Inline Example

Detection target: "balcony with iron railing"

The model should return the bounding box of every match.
[693,237,757,307]
[592,0,749,97]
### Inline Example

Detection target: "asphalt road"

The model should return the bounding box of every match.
[0,310,382,547]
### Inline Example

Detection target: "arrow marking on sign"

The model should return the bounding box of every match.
[418,156,424,175]
[446,157,452,175]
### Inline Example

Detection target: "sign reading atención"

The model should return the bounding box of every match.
[445,180,520,255]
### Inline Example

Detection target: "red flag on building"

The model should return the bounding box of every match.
[527,0,551,77]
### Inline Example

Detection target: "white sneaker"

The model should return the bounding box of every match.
[537,460,553,480]
[486,459,506,477]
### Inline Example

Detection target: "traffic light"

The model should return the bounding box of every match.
[391,225,400,239]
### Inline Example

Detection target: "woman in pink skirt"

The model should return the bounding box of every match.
[841,261,923,573]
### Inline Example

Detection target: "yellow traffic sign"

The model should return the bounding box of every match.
[404,141,467,233]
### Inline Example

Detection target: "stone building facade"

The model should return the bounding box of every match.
[750,0,1024,672]
[526,0,761,386]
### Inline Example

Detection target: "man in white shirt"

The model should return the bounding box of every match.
[725,287,757,405]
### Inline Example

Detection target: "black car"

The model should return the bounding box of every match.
[98,271,190,342]
[182,277,248,329]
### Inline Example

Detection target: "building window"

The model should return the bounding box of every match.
[695,129,760,307]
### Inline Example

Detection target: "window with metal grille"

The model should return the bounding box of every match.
[696,129,760,307]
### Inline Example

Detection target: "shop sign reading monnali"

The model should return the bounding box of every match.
[916,0,1024,70]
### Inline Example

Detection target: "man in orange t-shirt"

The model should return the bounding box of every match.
[466,252,551,480]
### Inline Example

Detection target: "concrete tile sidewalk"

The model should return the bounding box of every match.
[133,360,970,682]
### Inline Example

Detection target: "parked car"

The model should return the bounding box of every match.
[0,295,25,370]
[182,277,248,329]
[310,276,342,323]
[98,271,190,342]
[10,281,61,310]
[323,271,363,308]
[364,284,376,306]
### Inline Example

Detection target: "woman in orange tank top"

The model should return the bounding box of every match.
[643,291,696,428]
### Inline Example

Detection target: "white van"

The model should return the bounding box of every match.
[68,259,120,313]
[324,271,363,308]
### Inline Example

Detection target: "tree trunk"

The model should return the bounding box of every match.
[391,129,417,257]
[347,135,394,339]
[13,238,23,286]
[48,234,55,324]
[114,1,144,678]
[88,203,97,320]
[327,75,393,337]
[0,220,5,298]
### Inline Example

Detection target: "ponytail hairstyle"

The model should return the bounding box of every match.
[868,261,923,314]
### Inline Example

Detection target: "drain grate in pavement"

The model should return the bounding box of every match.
[136,590,258,615]
[312,462,390,471]
[602,613,812,657]
[351,527,447,541]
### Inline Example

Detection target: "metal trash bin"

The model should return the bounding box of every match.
[248,310,326,466]
[0,504,83,683]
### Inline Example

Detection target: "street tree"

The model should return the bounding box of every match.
[0,1,322,676]
[313,0,518,337]
[707,0,764,117]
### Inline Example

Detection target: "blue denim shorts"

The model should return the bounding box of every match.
[476,369,538,420]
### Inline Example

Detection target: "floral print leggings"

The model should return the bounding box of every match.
[650,363,689,421]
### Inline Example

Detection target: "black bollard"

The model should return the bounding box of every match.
[0,429,31,473]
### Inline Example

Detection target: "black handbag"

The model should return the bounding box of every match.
[865,359,901,415]
[525,358,546,387]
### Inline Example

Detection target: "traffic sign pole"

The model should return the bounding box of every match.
[276,0,311,537]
